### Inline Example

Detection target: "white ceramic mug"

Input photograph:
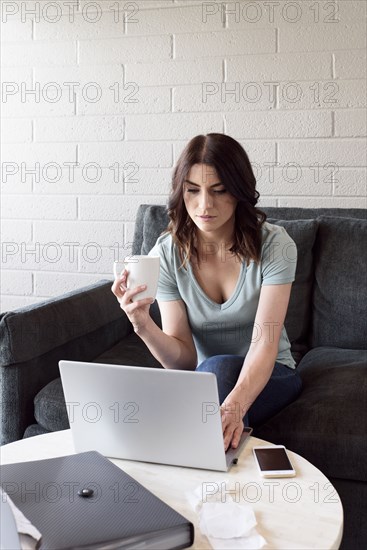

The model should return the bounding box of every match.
[113,255,160,302]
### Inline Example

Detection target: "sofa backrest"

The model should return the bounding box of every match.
[132,205,367,256]
[135,205,366,362]
[310,215,367,349]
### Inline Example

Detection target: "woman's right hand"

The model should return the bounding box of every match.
[111,269,154,333]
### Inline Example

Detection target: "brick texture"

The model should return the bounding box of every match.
[1,0,366,308]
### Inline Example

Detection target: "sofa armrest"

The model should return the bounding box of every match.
[0,279,132,445]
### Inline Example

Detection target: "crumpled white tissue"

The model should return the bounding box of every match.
[186,483,266,549]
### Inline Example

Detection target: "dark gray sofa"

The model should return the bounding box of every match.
[1,205,366,549]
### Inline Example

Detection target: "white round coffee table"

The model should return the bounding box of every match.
[1,429,343,549]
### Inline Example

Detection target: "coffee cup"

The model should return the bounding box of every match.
[113,255,160,302]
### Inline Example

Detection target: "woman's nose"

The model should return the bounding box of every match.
[199,192,213,209]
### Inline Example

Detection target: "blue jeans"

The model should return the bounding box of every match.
[196,354,302,428]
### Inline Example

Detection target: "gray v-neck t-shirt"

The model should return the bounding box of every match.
[148,222,297,369]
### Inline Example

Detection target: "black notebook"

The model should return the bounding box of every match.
[0,451,194,550]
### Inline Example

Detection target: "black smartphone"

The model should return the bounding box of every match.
[253,445,296,477]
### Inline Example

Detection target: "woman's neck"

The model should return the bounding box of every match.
[194,234,237,264]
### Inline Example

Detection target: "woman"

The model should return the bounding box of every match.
[111,133,302,451]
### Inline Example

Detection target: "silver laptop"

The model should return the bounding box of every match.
[59,360,253,472]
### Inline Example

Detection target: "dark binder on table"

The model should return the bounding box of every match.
[0,451,194,550]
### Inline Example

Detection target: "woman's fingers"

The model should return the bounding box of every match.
[223,424,241,451]
[223,427,233,451]
[124,284,147,303]
[119,280,128,291]
[221,407,244,451]
[125,296,154,313]
[230,425,244,449]
[111,269,128,298]
[115,283,150,309]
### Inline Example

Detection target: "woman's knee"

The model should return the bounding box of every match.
[248,365,303,427]
[279,364,302,394]
[196,354,243,375]
[293,370,303,399]
[196,355,244,405]
[273,363,303,398]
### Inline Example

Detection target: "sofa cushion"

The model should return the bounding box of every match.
[266,219,318,360]
[34,378,70,432]
[93,331,163,368]
[34,331,164,433]
[253,346,367,482]
[23,424,51,439]
[311,216,367,349]
[141,205,170,255]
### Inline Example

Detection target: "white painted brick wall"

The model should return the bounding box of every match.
[0,18,32,41]
[125,58,223,86]
[1,0,366,310]
[1,67,33,86]
[277,79,366,110]
[78,141,172,167]
[1,143,77,165]
[76,86,171,115]
[278,140,366,167]
[79,35,172,64]
[278,23,366,52]
[79,195,167,221]
[334,168,367,197]
[1,195,77,220]
[335,110,367,137]
[1,221,33,244]
[35,115,125,142]
[1,270,33,296]
[35,65,125,87]
[34,10,125,41]
[175,29,276,58]
[334,50,367,78]
[2,93,75,118]
[1,40,77,66]
[226,52,333,81]
[125,112,224,139]
[1,244,80,273]
[225,111,332,138]
[1,119,33,143]
[124,4,224,34]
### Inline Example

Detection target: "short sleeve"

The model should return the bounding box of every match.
[261,225,297,285]
[148,236,182,301]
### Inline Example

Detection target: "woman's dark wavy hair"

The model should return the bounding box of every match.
[165,133,267,269]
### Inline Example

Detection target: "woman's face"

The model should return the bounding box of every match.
[183,164,238,235]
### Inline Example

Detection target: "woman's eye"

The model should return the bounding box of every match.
[186,189,226,194]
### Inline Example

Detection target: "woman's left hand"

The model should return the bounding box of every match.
[220,390,248,451]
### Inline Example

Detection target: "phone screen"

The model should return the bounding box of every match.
[254,447,293,471]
